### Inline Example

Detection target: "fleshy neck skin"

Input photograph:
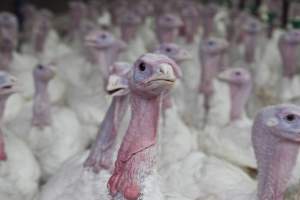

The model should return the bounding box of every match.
[34,31,48,54]
[0,95,9,161]
[158,28,178,44]
[108,94,162,200]
[229,82,251,121]
[0,51,13,71]
[253,120,299,200]
[279,40,298,79]
[90,48,113,81]
[244,32,258,64]
[121,24,138,43]
[84,95,129,173]
[32,77,52,128]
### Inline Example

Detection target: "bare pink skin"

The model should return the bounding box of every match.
[108,53,178,200]
[84,62,131,173]
[181,4,200,43]
[69,2,87,38]
[199,38,228,95]
[0,98,7,161]
[252,104,300,200]
[266,0,282,38]
[0,71,18,161]
[156,14,182,44]
[21,4,37,41]
[85,30,126,81]
[199,38,228,125]
[218,68,252,121]
[278,30,300,79]
[119,12,141,43]
[201,4,217,39]
[33,10,52,54]
[243,19,261,64]
[32,64,55,128]
[155,43,188,111]
[0,12,18,71]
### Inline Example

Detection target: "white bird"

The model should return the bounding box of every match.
[0,71,41,200]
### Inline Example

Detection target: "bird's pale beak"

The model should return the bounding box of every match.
[146,63,177,85]
[217,70,231,82]
[106,75,129,96]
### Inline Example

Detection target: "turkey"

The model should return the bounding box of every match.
[0,71,41,200]
[13,63,87,181]
[278,29,300,103]
[84,62,131,173]
[200,67,256,170]
[39,53,181,200]
[197,36,230,128]
[65,29,126,142]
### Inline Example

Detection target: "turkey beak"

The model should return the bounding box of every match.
[106,75,129,96]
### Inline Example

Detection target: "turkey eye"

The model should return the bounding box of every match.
[235,71,241,76]
[37,65,44,70]
[139,62,146,71]
[166,48,171,52]
[208,41,214,46]
[285,114,295,122]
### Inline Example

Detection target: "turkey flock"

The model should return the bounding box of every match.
[0,0,300,199]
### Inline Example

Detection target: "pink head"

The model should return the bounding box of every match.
[181,3,200,43]
[130,53,178,98]
[200,3,218,39]
[242,17,262,63]
[0,71,18,161]
[199,37,229,93]
[278,30,300,78]
[218,67,252,121]
[106,62,131,97]
[33,63,56,83]
[119,11,142,42]
[155,43,190,65]
[156,13,183,43]
[69,1,87,30]
[253,104,300,200]
[32,9,53,53]
[0,12,18,53]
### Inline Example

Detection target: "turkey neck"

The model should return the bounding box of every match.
[229,82,251,121]
[109,93,162,200]
[280,43,298,78]
[0,50,13,71]
[202,15,214,39]
[34,31,48,54]
[244,32,258,64]
[121,24,138,43]
[183,18,198,43]
[86,95,129,170]
[93,48,111,80]
[159,28,178,43]
[253,126,299,200]
[0,95,9,161]
[32,78,51,128]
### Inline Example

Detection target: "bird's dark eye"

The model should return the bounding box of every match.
[101,34,107,39]
[285,114,295,122]
[38,65,44,70]
[166,48,171,52]
[208,41,215,46]
[139,62,146,71]
[235,71,241,76]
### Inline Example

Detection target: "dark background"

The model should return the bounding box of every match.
[0,0,87,13]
